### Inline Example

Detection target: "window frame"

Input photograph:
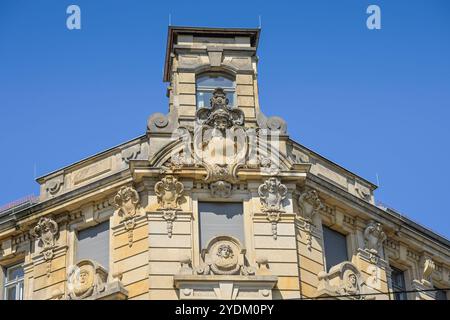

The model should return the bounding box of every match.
[197,201,245,250]
[196,72,236,109]
[390,266,408,300]
[75,220,111,271]
[3,262,24,300]
[322,225,349,272]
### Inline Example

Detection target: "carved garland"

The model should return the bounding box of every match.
[114,186,141,247]
[155,175,184,238]
[258,177,287,239]
[30,217,59,277]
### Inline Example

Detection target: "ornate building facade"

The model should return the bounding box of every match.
[0,26,449,300]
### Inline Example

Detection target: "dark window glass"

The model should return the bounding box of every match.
[198,202,244,249]
[391,267,407,300]
[77,220,110,270]
[322,226,348,272]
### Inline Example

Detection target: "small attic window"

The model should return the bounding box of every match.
[196,73,235,108]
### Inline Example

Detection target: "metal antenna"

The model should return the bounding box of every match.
[258,15,262,29]
[376,173,381,187]
[33,163,37,179]
[169,14,172,26]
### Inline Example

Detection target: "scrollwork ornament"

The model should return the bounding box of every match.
[114,186,140,247]
[162,210,177,238]
[258,177,287,239]
[363,220,386,255]
[155,176,184,238]
[298,189,324,251]
[30,217,59,277]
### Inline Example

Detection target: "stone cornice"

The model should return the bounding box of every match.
[0,170,133,238]
[306,173,450,261]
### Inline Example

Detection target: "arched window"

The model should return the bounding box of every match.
[196,73,235,108]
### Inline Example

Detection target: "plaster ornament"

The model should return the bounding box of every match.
[193,88,247,190]
[67,260,107,300]
[30,217,59,277]
[155,175,184,238]
[297,188,324,250]
[363,220,387,255]
[114,186,140,247]
[258,177,287,239]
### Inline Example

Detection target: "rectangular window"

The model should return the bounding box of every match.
[3,263,24,300]
[76,220,110,270]
[390,267,407,300]
[198,202,244,249]
[322,225,348,272]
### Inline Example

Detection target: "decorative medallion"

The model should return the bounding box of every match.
[195,236,254,276]
[67,260,107,300]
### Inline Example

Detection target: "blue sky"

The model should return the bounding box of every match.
[0,0,449,238]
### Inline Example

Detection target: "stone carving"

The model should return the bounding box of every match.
[114,186,140,247]
[317,262,365,300]
[155,175,184,210]
[355,182,371,201]
[258,177,287,239]
[298,189,323,221]
[194,88,247,194]
[297,189,324,250]
[121,145,141,164]
[257,112,287,135]
[363,220,386,255]
[67,260,107,300]
[421,258,435,286]
[30,217,59,277]
[46,177,64,196]
[195,236,254,276]
[210,180,232,198]
[155,175,184,238]
[147,108,178,133]
[259,156,280,176]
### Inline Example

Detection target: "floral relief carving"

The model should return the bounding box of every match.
[114,186,141,247]
[30,217,59,277]
[297,188,324,250]
[155,175,184,238]
[363,220,386,255]
[258,177,288,239]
